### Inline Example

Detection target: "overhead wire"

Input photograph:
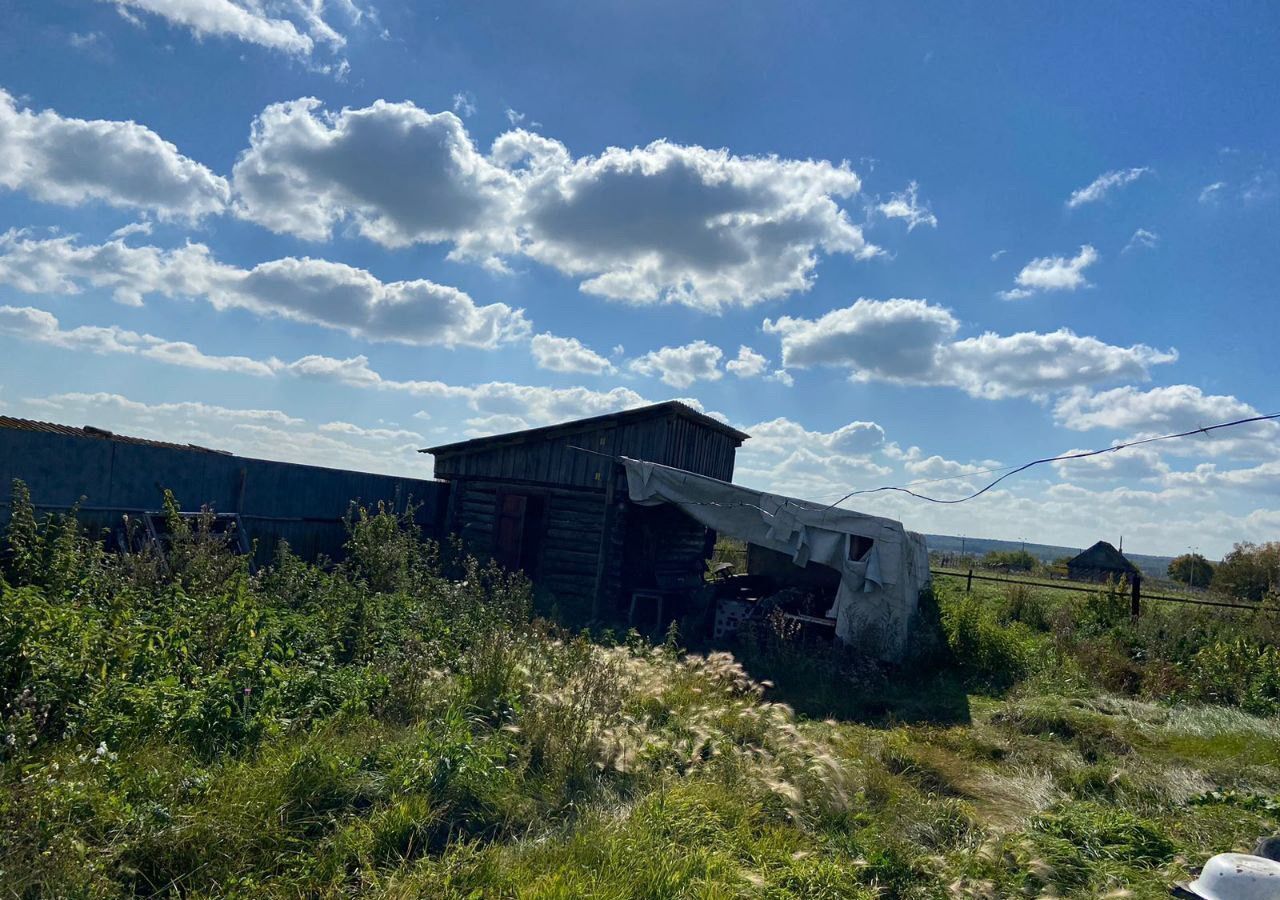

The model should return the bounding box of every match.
[824,411,1280,507]
[571,411,1279,512]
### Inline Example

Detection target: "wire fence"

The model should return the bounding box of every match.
[929,567,1275,613]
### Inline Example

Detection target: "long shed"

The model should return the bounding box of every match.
[422,402,749,621]
[0,416,448,562]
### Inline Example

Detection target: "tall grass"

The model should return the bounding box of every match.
[3,480,1279,898]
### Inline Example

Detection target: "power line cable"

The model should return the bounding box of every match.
[824,411,1280,507]
[574,411,1278,513]
[821,461,1023,500]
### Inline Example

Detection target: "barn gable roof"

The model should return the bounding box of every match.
[1068,540,1139,574]
[420,400,749,457]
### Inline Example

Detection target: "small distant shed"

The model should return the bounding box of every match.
[1067,541,1141,584]
[422,402,749,619]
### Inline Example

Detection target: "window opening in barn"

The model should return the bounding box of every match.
[848,534,874,562]
[494,491,545,575]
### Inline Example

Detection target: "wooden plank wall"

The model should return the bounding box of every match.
[434,412,738,490]
[455,480,497,561]
[434,421,644,490]
[596,494,630,614]
[539,490,610,616]
[662,416,738,482]
[619,504,712,594]
[0,427,448,565]
[436,410,743,623]
[450,479,613,620]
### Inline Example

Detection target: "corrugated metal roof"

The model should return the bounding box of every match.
[0,415,230,455]
[420,400,750,456]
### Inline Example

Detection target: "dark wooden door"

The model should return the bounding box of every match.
[494,493,528,570]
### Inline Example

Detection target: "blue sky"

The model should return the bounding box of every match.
[0,1,1277,557]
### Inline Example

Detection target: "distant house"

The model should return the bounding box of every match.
[1067,541,1141,584]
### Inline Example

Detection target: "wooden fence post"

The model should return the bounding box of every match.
[1130,576,1142,621]
[966,567,973,593]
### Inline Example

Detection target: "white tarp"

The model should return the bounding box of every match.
[621,457,930,662]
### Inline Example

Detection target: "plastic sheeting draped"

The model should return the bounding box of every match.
[622,457,930,662]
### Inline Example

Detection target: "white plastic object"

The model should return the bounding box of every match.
[1183,853,1280,900]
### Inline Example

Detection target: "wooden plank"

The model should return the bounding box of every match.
[543,530,604,547]
[542,547,601,568]
[545,514,605,532]
[543,537,602,553]
[542,548,600,567]
[590,467,617,619]
[546,512,605,531]
[493,492,528,569]
[443,477,462,536]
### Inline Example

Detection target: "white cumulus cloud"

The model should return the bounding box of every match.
[0,304,277,376]
[514,139,875,310]
[765,298,959,381]
[628,340,725,388]
[0,88,229,219]
[0,231,530,347]
[733,417,891,502]
[725,345,769,378]
[227,97,880,310]
[744,416,885,457]
[764,297,1176,399]
[530,333,615,374]
[999,244,1098,300]
[1053,384,1278,460]
[940,329,1175,400]
[231,98,519,257]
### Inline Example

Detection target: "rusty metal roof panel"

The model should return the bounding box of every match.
[0,415,230,455]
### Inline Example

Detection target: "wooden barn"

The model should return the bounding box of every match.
[1067,540,1141,584]
[421,402,749,622]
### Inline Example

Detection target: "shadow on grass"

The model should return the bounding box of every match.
[722,589,977,727]
[732,647,975,727]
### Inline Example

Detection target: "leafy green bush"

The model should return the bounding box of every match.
[1082,577,1132,630]
[996,581,1053,631]
[1168,552,1215,588]
[981,549,1037,571]
[0,481,533,760]
[939,587,1039,691]
[1185,638,1280,716]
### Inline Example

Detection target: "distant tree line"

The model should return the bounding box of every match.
[980,549,1037,572]
[1168,542,1280,603]
[1215,542,1279,602]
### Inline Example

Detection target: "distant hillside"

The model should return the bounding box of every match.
[924,533,1179,580]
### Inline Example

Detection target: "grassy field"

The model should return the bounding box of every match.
[3,487,1280,898]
